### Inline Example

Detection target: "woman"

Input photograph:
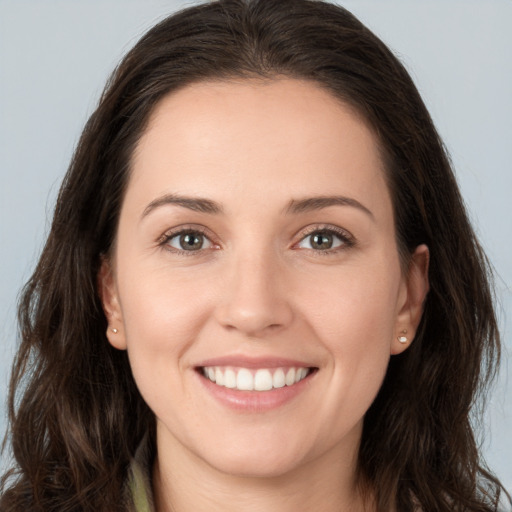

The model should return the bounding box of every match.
[0,0,509,510]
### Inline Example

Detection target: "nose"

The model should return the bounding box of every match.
[215,250,294,338]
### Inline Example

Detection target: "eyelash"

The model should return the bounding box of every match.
[158,224,355,256]
[158,226,217,256]
[294,225,356,255]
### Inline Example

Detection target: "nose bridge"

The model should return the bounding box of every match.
[216,243,293,336]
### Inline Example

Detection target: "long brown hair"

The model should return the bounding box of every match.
[1,1,507,510]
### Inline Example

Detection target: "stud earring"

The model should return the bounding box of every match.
[111,328,118,334]
[397,329,408,344]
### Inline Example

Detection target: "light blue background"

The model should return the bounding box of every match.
[1,0,511,489]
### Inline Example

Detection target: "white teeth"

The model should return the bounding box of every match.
[285,368,296,386]
[237,369,253,390]
[296,367,308,382]
[224,369,237,388]
[254,369,273,391]
[202,366,311,391]
[273,368,285,389]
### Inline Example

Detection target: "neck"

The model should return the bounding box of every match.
[152,427,373,512]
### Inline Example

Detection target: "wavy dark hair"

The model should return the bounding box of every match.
[1,0,507,510]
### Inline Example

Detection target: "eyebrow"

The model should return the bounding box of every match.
[285,195,374,219]
[141,193,223,219]
[141,193,373,220]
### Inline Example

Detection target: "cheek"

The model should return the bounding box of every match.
[119,263,213,345]
[116,267,217,435]
[297,259,401,348]
[116,265,215,398]
[296,261,400,412]
[313,287,395,389]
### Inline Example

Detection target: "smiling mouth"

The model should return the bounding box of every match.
[198,366,316,392]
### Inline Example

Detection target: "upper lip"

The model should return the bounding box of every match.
[195,355,316,369]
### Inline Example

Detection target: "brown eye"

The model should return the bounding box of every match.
[167,231,212,251]
[297,230,346,251]
[310,232,335,250]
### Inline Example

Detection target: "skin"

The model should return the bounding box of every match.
[99,78,429,512]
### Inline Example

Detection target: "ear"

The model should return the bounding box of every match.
[391,244,430,355]
[98,257,127,350]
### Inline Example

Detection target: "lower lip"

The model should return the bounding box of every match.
[197,370,316,412]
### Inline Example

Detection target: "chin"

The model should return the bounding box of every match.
[197,437,312,479]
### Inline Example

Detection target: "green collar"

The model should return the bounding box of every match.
[126,435,155,512]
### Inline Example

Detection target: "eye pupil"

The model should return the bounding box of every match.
[311,232,333,250]
[180,233,203,250]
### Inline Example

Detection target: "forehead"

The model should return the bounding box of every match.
[128,78,390,217]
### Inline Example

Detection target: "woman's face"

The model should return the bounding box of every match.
[100,78,428,478]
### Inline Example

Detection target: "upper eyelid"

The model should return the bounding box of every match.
[292,225,356,253]
[295,224,354,241]
[156,223,355,249]
[158,226,219,255]
[158,224,215,243]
